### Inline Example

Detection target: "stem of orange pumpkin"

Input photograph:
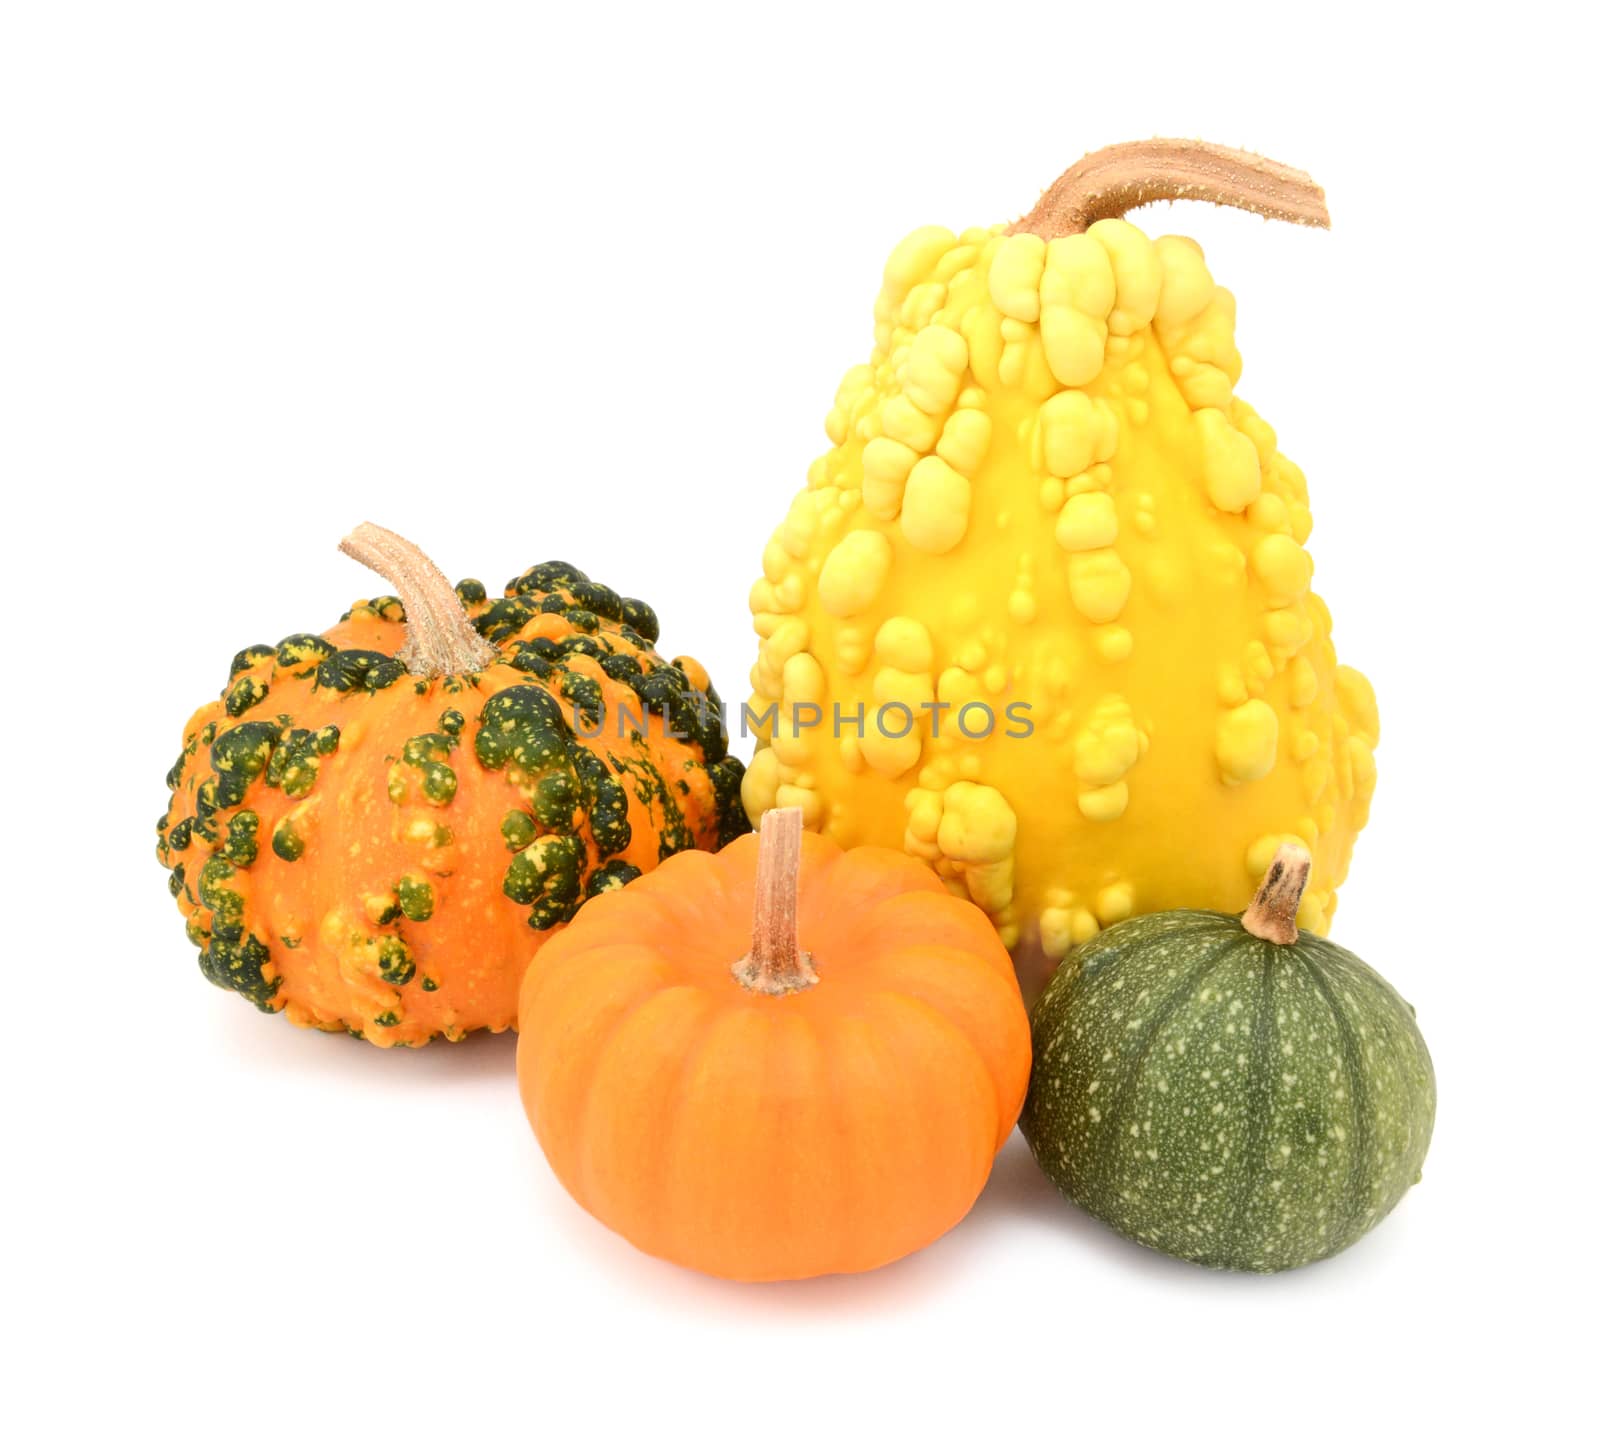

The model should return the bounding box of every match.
[732,807,818,995]
[338,522,498,678]
[1010,138,1330,239]
[1241,844,1312,946]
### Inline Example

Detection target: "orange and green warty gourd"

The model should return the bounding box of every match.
[741,140,1380,994]
[156,524,748,1047]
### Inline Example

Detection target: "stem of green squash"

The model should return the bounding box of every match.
[1010,138,1330,239]
[338,522,498,678]
[1242,844,1312,945]
[732,807,818,995]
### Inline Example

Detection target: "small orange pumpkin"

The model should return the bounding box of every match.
[517,806,1032,1281]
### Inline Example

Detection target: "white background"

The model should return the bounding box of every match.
[3,2,1594,1425]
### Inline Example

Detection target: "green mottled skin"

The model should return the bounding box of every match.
[220,811,259,868]
[500,809,537,851]
[613,748,696,862]
[315,649,405,692]
[1022,911,1435,1273]
[706,756,749,847]
[229,644,275,679]
[574,747,631,856]
[208,722,278,807]
[396,875,434,922]
[373,934,415,986]
[585,859,641,897]
[266,724,340,799]
[274,633,336,672]
[475,685,576,782]
[157,555,749,1036]
[200,930,278,1010]
[271,820,305,862]
[225,673,271,717]
[394,712,462,807]
[502,833,587,929]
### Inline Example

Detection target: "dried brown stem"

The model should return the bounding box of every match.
[1242,845,1312,945]
[338,522,497,678]
[731,807,817,996]
[1011,138,1329,240]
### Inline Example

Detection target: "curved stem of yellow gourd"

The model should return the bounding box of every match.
[338,522,498,678]
[733,807,818,996]
[1011,138,1330,239]
[1242,844,1312,945]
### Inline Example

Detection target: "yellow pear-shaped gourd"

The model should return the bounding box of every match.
[741,140,1379,995]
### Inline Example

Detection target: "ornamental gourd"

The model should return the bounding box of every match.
[741,140,1380,994]
[1023,845,1435,1272]
[156,523,748,1047]
[517,807,1032,1281]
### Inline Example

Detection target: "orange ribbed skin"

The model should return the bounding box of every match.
[517,831,1031,1281]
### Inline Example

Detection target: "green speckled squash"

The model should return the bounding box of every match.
[1021,847,1434,1272]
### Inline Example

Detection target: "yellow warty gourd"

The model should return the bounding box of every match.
[741,140,1379,994]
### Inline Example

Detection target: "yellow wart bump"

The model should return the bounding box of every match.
[1217,699,1280,784]
[834,624,871,676]
[1196,408,1262,513]
[1056,491,1119,552]
[861,437,919,520]
[1078,782,1129,821]
[883,226,957,296]
[817,529,893,617]
[1163,289,1242,410]
[937,666,987,734]
[936,781,1018,916]
[903,326,970,415]
[1088,219,1162,334]
[775,783,823,827]
[899,281,947,331]
[901,456,972,553]
[1074,706,1141,785]
[874,616,934,673]
[860,709,922,778]
[1040,235,1115,388]
[1152,234,1215,328]
[937,781,1017,863]
[1096,882,1136,925]
[781,652,827,705]
[882,394,941,453]
[1095,625,1133,662]
[1038,390,1115,479]
[1288,654,1320,708]
[988,233,1047,321]
[1068,549,1133,623]
[936,408,992,476]
[1252,533,1313,604]
[1336,666,1381,743]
